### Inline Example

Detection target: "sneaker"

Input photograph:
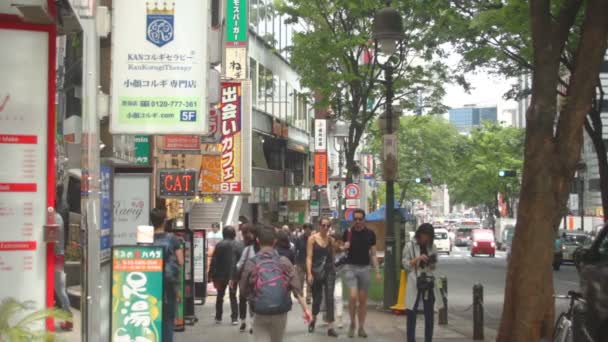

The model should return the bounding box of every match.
[348,325,356,338]
[215,319,222,325]
[358,328,368,338]
[232,319,239,326]
[239,322,247,332]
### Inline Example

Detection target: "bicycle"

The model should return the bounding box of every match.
[553,290,594,342]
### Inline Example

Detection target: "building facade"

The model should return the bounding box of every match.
[448,105,498,133]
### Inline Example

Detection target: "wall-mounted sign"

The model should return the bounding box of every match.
[314,153,328,186]
[314,119,327,152]
[111,0,208,134]
[100,166,112,262]
[199,153,221,194]
[159,169,197,198]
[134,135,150,165]
[111,246,164,341]
[225,0,248,46]
[163,135,201,154]
[219,81,252,194]
[113,174,151,245]
[0,29,50,310]
[225,47,247,79]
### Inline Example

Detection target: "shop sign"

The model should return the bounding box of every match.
[225,47,248,79]
[111,246,164,341]
[219,81,252,194]
[314,119,327,152]
[225,0,248,45]
[310,201,320,217]
[0,29,49,309]
[111,0,208,134]
[113,174,151,245]
[159,169,197,198]
[163,135,201,154]
[314,153,328,186]
[100,166,112,263]
[135,135,151,165]
[199,153,222,194]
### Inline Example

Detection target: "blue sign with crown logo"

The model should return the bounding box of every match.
[146,2,175,47]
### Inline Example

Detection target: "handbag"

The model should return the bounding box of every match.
[413,241,435,291]
[312,257,327,281]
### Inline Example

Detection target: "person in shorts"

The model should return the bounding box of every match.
[341,209,381,338]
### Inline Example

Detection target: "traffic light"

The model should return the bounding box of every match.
[415,177,432,184]
[498,170,517,177]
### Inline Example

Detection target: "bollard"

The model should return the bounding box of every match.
[438,276,448,325]
[473,284,484,340]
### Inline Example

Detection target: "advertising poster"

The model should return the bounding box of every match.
[199,153,221,194]
[0,29,49,309]
[113,174,151,245]
[100,165,112,262]
[111,246,164,341]
[192,229,206,304]
[174,230,195,318]
[174,241,186,331]
[219,81,252,194]
[111,0,209,134]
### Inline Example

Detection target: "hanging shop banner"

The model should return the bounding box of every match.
[219,81,252,194]
[113,174,151,245]
[100,165,113,263]
[0,28,50,310]
[163,135,201,154]
[314,119,327,152]
[225,0,248,46]
[110,0,208,134]
[135,135,151,165]
[192,229,207,305]
[111,246,164,341]
[225,47,248,79]
[199,153,222,194]
[158,169,198,198]
[314,153,328,186]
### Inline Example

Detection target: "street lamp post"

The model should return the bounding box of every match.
[373,1,405,310]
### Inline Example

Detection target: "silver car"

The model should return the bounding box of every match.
[560,231,592,262]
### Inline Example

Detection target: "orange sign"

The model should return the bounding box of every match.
[199,153,222,193]
[314,153,328,186]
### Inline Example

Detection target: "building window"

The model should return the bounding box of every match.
[589,178,601,192]
[252,133,269,169]
[258,64,268,112]
[250,58,258,108]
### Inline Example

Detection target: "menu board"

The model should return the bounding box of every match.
[0,29,49,308]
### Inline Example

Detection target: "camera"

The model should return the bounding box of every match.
[419,253,437,268]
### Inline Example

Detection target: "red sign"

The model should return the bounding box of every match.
[314,153,328,186]
[159,169,198,198]
[164,135,201,152]
[0,183,37,192]
[344,183,361,199]
[0,134,37,144]
[220,82,243,193]
[0,241,37,251]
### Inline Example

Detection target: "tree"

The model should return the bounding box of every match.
[446,1,608,340]
[448,123,524,222]
[367,115,463,205]
[276,0,452,182]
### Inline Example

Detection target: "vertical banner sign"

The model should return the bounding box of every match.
[314,119,327,152]
[111,0,209,134]
[225,0,248,46]
[100,165,112,262]
[220,81,252,194]
[192,229,207,305]
[0,29,49,310]
[111,246,164,341]
[199,153,222,194]
[225,47,248,79]
[135,135,151,165]
[174,241,186,331]
[314,153,328,186]
[113,175,151,245]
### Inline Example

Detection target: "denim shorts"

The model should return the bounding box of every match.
[344,264,371,291]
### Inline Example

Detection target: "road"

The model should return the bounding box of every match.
[438,246,580,331]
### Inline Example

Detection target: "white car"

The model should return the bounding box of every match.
[434,228,452,254]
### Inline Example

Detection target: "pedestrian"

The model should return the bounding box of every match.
[151,208,184,342]
[209,226,243,325]
[341,209,381,338]
[53,199,73,330]
[240,225,312,342]
[294,224,313,305]
[402,223,438,342]
[236,224,260,333]
[276,230,295,263]
[307,217,339,337]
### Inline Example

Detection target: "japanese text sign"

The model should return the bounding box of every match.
[111,0,208,134]
[158,169,197,198]
[314,119,327,152]
[111,246,164,342]
[163,135,201,153]
[226,0,248,45]
[314,153,328,186]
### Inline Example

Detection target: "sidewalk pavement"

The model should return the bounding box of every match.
[55,298,497,341]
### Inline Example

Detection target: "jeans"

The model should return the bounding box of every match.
[215,280,238,321]
[253,313,288,342]
[54,270,72,313]
[312,271,336,322]
[406,289,435,342]
[163,283,177,342]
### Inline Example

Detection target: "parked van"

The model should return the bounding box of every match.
[434,228,452,254]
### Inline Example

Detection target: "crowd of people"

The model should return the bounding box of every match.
[152,207,440,342]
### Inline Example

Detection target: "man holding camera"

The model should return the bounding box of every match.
[402,223,438,342]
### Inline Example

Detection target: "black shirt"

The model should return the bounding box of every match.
[294,234,309,265]
[343,227,376,266]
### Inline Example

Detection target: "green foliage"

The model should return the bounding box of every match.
[367,115,463,204]
[0,298,71,341]
[448,122,524,208]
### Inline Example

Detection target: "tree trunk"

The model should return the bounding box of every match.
[498,1,608,340]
